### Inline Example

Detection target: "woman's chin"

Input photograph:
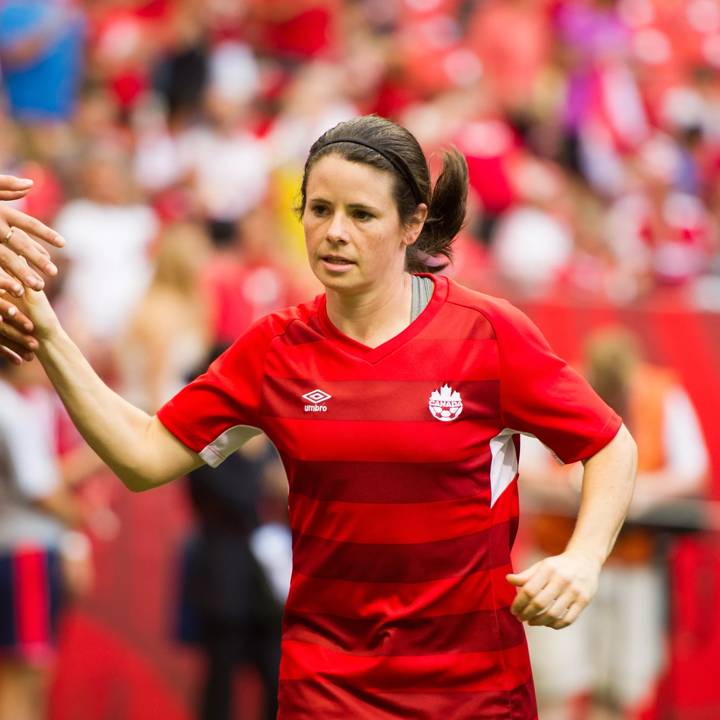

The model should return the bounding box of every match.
[313,264,361,291]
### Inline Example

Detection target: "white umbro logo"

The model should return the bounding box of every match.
[302,389,331,413]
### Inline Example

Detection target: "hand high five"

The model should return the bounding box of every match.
[0,175,65,363]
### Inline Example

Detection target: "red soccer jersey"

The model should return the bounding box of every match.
[157,275,621,719]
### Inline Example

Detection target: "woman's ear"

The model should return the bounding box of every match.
[403,203,429,247]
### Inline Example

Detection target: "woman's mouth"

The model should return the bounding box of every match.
[320,255,356,272]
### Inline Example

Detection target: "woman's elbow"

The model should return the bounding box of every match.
[585,423,637,471]
[617,423,638,467]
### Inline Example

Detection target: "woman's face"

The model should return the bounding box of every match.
[303,154,418,296]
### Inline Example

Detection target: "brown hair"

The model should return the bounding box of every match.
[299,115,468,273]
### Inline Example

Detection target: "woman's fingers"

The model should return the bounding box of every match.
[0,269,26,297]
[510,563,552,618]
[0,175,33,201]
[516,574,569,623]
[553,600,586,629]
[509,553,598,628]
[0,337,35,363]
[0,243,46,291]
[4,226,57,277]
[0,205,65,250]
[0,296,34,333]
[0,313,38,351]
[527,589,576,628]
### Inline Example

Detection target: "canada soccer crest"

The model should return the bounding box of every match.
[428,384,463,422]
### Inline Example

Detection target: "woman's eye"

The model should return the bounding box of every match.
[353,210,372,221]
[311,205,329,216]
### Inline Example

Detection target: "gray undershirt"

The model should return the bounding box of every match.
[410,275,434,322]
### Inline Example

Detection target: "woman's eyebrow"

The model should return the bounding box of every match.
[347,202,379,212]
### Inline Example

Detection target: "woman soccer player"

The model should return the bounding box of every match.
[0,116,636,718]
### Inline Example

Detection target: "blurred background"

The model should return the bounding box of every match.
[0,0,719,718]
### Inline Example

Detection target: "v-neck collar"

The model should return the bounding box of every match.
[317,274,449,364]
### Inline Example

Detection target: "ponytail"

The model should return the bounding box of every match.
[406,148,468,274]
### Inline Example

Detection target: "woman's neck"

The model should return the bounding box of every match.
[326,273,413,349]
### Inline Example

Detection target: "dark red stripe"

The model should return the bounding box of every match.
[289,455,492,503]
[280,637,532,691]
[289,492,488,544]
[288,479,518,544]
[265,417,502,463]
[283,605,525,656]
[261,377,500,422]
[286,564,518,618]
[278,678,537,719]
[13,547,49,647]
[292,519,516,583]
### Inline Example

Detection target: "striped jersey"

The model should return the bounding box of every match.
[157,274,621,719]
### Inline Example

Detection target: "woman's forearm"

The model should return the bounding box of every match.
[36,322,195,490]
[566,423,638,565]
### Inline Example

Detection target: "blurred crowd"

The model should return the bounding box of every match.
[0,1,718,719]
[1,0,720,337]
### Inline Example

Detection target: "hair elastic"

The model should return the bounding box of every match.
[316,137,425,205]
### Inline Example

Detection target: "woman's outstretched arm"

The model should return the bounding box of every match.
[19,289,203,491]
[0,176,203,488]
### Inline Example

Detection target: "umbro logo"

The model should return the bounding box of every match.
[302,389,331,413]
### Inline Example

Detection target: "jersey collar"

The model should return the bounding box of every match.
[317,274,449,364]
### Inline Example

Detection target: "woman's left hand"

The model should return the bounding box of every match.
[506,551,601,629]
[0,175,64,293]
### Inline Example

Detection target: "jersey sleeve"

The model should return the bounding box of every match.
[156,317,277,467]
[490,301,622,464]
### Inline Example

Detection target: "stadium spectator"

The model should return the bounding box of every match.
[120,222,211,412]
[177,348,284,720]
[0,355,90,720]
[201,206,301,347]
[53,145,158,368]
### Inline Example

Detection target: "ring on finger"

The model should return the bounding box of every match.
[2,227,13,245]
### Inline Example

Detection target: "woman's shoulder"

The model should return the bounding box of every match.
[231,294,324,347]
[445,277,523,323]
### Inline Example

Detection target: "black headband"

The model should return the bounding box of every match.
[317,137,425,205]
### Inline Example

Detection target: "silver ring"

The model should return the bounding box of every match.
[2,227,13,245]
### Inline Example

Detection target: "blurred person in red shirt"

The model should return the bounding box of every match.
[605,134,713,291]
[247,0,342,64]
[86,0,169,113]
[201,206,298,347]
[467,0,553,114]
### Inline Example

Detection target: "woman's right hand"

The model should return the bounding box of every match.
[0,289,60,363]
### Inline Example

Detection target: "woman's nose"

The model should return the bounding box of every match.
[326,211,350,243]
